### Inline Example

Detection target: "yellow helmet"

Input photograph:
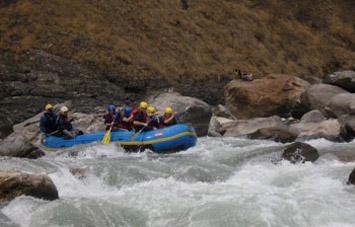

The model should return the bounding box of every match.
[45,104,53,111]
[139,101,148,109]
[164,107,173,115]
[147,106,156,114]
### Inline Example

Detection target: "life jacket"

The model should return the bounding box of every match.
[148,115,160,129]
[159,115,177,128]
[103,113,120,130]
[117,112,133,131]
[133,109,148,123]
[40,112,58,134]
[56,114,73,132]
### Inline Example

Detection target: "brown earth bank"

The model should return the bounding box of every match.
[1,0,355,137]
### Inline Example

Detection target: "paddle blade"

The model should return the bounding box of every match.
[101,129,112,144]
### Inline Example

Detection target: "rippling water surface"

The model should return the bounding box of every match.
[1,137,355,227]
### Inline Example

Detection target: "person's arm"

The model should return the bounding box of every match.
[164,115,175,124]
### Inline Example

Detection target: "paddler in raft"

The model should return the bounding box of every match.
[56,106,83,139]
[103,104,121,131]
[40,104,58,140]
[159,107,178,128]
[132,101,153,132]
[117,107,134,131]
[146,106,160,130]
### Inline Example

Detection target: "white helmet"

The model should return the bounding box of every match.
[60,106,69,114]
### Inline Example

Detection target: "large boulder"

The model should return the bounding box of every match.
[324,71,355,93]
[224,74,309,119]
[212,104,236,119]
[325,93,355,118]
[282,142,319,163]
[222,116,286,137]
[248,126,298,143]
[348,168,355,185]
[291,119,341,141]
[300,110,325,123]
[339,115,355,142]
[0,171,58,202]
[207,115,234,137]
[148,92,212,136]
[0,135,37,157]
[0,114,12,139]
[300,84,348,115]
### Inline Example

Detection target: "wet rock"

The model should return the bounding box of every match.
[69,167,88,179]
[300,84,348,115]
[225,74,309,119]
[223,116,286,137]
[212,104,236,119]
[282,142,319,163]
[325,93,355,118]
[339,115,355,142]
[148,92,212,136]
[348,168,355,185]
[248,126,298,143]
[71,112,104,133]
[291,119,341,141]
[208,115,233,137]
[0,171,58,202]
[300,110,325,123]
[0,135,36,157]
[0,114,12,139]
[324,71,355,93]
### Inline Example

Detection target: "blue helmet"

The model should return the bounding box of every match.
[107,104,116,113]
[123,107,132,117]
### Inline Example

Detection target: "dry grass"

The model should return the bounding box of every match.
[0,0,354,81]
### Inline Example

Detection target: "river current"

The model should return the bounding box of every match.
[0,137,354,227]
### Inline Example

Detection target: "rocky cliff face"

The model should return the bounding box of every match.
[1,0,355,137]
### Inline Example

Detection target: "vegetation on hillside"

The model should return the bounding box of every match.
[0,0,354,80]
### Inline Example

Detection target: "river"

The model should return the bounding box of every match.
[1,137,355,227]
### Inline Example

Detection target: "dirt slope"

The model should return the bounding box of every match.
[1,0,354,79]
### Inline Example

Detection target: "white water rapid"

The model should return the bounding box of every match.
[1,137,355,227]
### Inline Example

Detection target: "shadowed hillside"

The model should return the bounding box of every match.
[0,0,355,134]
[1,0,354,78]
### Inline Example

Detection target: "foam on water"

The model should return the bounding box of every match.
[1,137,355,227]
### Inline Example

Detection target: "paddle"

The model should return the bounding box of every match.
[131,120,152,141]
[101,115,116,145]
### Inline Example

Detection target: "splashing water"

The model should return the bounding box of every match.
[1,137,355,227]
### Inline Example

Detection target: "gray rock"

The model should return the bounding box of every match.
[300,84,348,114]
[339,115,355,142]
[223,116,286,137]
[208,115,233,137]
[0,135,36,157]
[282,142,319,163]
[300,110,325,123]
[0,114,12,139]
[212,104,236,119]
[325,93,355,118]
[291,119,341,141]
[248,126,298,143]
[0,171,58,202]
[148,92,212,136]
[324,71,355,92]
[348,168,355,185]
[225,75,310,119]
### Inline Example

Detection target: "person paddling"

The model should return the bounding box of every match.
[147,106,160,130]
[56,106,82,139]
[159,107,178,128]
[40,104,58,139]
[133,101,150,132]
[103,104,120,131]
[118,107,134,131]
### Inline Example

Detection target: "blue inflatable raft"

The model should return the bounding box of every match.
[42,124,197,153]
